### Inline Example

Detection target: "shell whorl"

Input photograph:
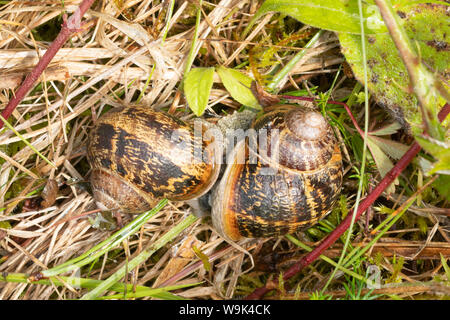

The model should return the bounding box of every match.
[286,109,328,141]
[253,105,335,172]
[87,106,221,213]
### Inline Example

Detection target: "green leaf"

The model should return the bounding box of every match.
[415,135,447,157]
[192,245,211,272]
[367,136,394,178]
[339,3,449,133]
[415,135,450,175]
[427,149,450,175]
[216,66,261,109]
[367,136,397,193]
[369,122,402,136]
[433,175,450,201]
[0,221,11,229]
[184,67,215,117]
[398,0,450,7]
[368,135,409,160]
[417,156,432,172]
[246,0,387,35]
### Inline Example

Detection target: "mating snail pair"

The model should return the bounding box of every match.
[87,99,343,241]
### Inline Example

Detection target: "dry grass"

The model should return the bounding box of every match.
[0,0,448,300]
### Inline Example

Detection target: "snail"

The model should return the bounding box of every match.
[87,106,221,214]
[211,105,343,241]
[87,103,343,240]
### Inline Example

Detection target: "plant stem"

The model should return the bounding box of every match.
[244,103,449,300]
[0,0,96,130]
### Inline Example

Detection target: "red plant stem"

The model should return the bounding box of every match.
[245,102,449,300]
[0,0,96,130]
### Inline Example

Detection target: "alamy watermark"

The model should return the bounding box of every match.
[170,119,282,174]
[366,264,382,289]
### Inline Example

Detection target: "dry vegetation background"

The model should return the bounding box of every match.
[0,0,448,300]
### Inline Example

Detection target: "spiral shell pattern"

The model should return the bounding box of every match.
[212,105,343,240]
[87,106,220,213]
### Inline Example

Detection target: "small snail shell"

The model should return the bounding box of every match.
[211,105,343,241]
[87,106,221,213]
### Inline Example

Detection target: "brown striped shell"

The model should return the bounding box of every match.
[211,105,343,241]
[87,106,221,214]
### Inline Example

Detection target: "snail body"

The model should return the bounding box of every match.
[211,105,343,240]
[87,106,220,213]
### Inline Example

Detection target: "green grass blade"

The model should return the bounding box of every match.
[97,282,202,300]
[0,114,56,169]
[320,0,371,294]
[80,213,198,300]
[267,30,324,92]
[0,272,192,300]
[42,199,168,277]
[286,234,366,283]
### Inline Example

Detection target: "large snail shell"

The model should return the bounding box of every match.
[87,106,221,213]
[211,105,343,241]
